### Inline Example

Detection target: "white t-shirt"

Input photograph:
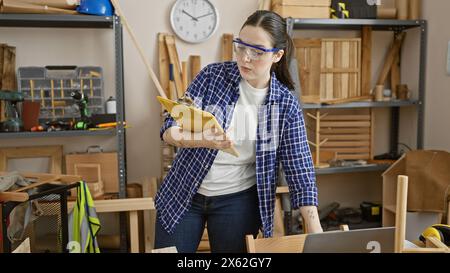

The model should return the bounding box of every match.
[198,79,268,196]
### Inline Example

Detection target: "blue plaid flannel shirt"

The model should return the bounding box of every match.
[157,62,317,237]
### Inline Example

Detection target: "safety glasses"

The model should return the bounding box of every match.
[233,39,280,61]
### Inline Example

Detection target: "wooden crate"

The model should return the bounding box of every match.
[273,5,330,18]
[272,0,331,6]
[295,38,361,103]
[321,38,361,101]
[306,109,374,161]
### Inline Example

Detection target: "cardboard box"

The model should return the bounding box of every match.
[382,150,450,226]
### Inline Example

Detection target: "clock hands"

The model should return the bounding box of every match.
[196,12,213,20]
[182,9,198,22]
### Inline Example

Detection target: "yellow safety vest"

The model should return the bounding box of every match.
[68,181,101,253]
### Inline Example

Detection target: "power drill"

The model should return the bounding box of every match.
[71,90,91,130]
[0,90,24,132]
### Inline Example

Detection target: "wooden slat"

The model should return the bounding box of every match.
[129,211,139,253]
[325,41,334,100]
[246,234,307,253]
[322,141,370,147]
[337,153,371,160]
[377,32,406,85]
[361,27,372,96]
[391,53,400,98]
[322,147,370,153]
[189,55,201,81]
[181,61,188,93]
[321,68,360,73]
[320,121,371,128]
[164,35,183,99]
[333,41,342,99]
[294,38,321,48]
[349,41,356,97]
[0,192,29,202]
[321,115,371,121]
[341,41,350,98]
[222,33,234,62]
[67,197,155,213]
[320,134,370,141]
[320,128,370,134]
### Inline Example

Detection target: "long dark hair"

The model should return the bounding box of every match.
[241,10,295,90]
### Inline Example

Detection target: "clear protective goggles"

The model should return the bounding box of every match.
[232,39,280,61]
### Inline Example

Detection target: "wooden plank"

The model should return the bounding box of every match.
[294,38,321,48]
[222,33,234,62]
[295,38,321,100]
[370,108,375,159]
[320,121,371,128]
[142,177,158,253]
[395,176,408,253]
[377,32,406,86]
[321,115,371,121]
[320,134,370,141]
[274,196,285,237]
[333,41,342,99]
[67,197,155,213]
[164,35,183,99]
[129,210,139,253]
[272,5,330,18]
[246,234,307,253]
[337,153,371,160]
[321,147,370,153]
[341,41,350,98]
[349,41,356,97]
[325,41,334,100]
[321,95,372,105]
[361,26,372,96]
[391,53,400,98]
[272,0,331,6]
[321,68,359,73]
[320,128,370,134]
[0,192,29,202]
[322,141,370,147]
[189,55,201,81]
[158,33,170,99]
[181,61,188,94]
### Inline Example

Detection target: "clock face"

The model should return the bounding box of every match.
[170,0,219,44]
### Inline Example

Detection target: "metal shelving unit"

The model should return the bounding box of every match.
[0,129,116,139]
[0,14,128,252]
[287,18,427,174]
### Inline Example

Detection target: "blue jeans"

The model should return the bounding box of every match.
[155,185,261,253]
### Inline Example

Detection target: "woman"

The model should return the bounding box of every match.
[155,10,322,253]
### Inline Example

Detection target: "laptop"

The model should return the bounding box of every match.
[302,227,395,253]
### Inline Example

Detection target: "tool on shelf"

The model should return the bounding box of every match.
[0,90,24,132]
[71,90,91,130]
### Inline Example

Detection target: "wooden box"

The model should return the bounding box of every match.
[321,38,361,101]
[273,5,330,18]
[73,163,104,198]
[65,151,118,193]
[295,38,361,103]
[272,0,331,6]
[305,108,374,161]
